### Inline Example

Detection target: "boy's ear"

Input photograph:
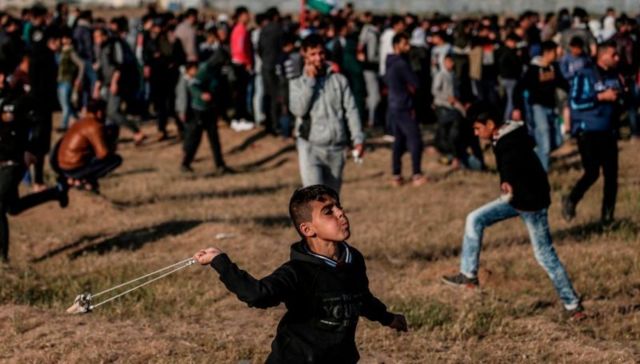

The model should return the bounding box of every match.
[299,221,316,238]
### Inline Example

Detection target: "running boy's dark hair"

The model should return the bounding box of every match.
[392,32,409,46]
[301,33,324,51]
[289,185,340,237]
[468,103,502,126]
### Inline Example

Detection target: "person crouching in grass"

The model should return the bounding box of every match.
[194,185,407,363]
[441,106,586,320]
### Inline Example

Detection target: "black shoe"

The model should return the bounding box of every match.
[601,208,614,226]
[56,183,69,208]
[441,273,479,288]
[561,195,576,222]
[215,165,235,175]
[564,303,587,321]
[180,164,194,173]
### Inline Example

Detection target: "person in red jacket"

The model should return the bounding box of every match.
[230,6,253,127]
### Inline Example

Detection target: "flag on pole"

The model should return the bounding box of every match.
[307,0,336,14]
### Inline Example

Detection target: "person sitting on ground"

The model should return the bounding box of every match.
[441,106,585,321]
[55,99,122,193]
[193,185,408,363]
[0,75,68,262]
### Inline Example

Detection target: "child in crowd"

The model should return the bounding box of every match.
[194,185,407,363]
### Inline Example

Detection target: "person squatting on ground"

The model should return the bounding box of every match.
[385,32,427,187]
[441,107,585,320]
[0,76,68,262]
[289,34,364,193]
[193,185,408,363]
[562,41,622,225]
[54,99,122,193]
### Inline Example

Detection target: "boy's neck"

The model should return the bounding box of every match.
[305,238,341,261]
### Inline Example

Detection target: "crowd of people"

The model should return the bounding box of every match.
[1,2,639,360]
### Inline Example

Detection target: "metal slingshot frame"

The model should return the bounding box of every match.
[67,257,197,314]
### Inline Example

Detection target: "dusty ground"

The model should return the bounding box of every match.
[1,116,639,363]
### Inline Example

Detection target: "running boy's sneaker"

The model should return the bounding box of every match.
[441,273,479,288]
[565,303,587,321]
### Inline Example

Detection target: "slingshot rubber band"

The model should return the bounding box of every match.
[67,258,196,314]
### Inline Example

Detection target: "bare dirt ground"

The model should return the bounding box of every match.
[1,116,639,363]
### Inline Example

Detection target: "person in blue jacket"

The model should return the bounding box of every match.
[562,41,622,224]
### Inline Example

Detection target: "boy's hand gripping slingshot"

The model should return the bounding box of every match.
[66,257,197,314]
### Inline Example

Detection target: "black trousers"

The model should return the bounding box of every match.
[60,154,122,183]
[32,110,53,185]
[182,110,226,169]
[0,165,60,261]
[391,109,423,176]
[232,64,251,121]
[568,131,618,218]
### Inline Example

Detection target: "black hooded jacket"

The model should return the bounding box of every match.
[494,121,551,211]
[210,241,394,364]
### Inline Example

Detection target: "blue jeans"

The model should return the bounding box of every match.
[531,104,562,171]
[296,138,345,193]
[500,78,517,122]
[57,81,76,129]
[459,198,580,309]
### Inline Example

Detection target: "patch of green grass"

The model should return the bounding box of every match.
[391,299,454,330]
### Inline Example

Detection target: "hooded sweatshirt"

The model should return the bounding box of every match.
[210,241,394,364]
[289,66,364,146]
[493,121,551,211]
[384,54,420,111]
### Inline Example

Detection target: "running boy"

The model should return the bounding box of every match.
[441,107,585,320]
[194,185,407,363]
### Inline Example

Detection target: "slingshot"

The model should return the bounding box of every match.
[66,257,197,314]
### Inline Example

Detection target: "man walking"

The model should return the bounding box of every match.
[562,42,622,224]
[289,34,364,193]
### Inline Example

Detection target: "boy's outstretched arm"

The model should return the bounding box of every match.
[194,248,298,309]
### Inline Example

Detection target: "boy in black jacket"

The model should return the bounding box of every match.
[441,107,585,320]
[194,185,407,363]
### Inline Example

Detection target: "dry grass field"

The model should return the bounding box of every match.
[1,117,639,363]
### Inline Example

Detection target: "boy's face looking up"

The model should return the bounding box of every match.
[301,195,350,242]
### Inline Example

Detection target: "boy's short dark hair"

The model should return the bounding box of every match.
[87,99,107,115]
[569,36,584,49]
[234,6,248,19]
[468,103,502,126]
[185,61,199,70]
[289,185,340,236]
[505,32,521,43]
[301,34,324,51]
[541,40,557,53]
[597,40,617,55]
[392,32,409,46]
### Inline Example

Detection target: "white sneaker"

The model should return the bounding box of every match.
[382,135,395,143]
[230,119,242,132]
[238,120,255,131]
